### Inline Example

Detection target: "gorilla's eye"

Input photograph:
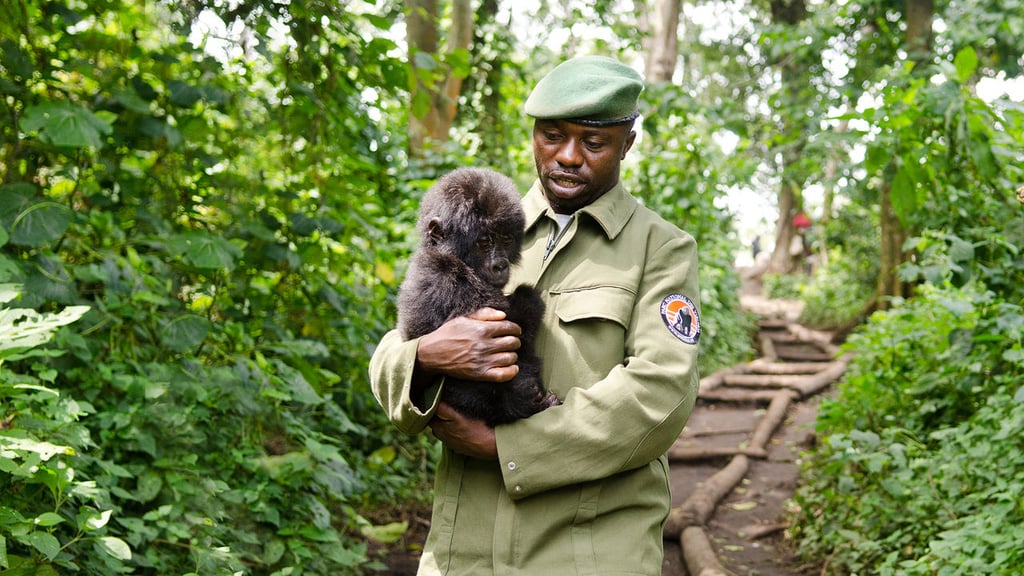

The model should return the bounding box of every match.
[476,233,515,251]
[476,235,495,251]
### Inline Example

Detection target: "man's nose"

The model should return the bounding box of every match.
[554,139,582,166]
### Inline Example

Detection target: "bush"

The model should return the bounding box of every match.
[791,284,1024,574]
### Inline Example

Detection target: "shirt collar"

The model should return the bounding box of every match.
[522,179,637,240]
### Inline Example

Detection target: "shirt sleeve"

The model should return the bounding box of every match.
[494,233,700,499]
[368,329,442,435]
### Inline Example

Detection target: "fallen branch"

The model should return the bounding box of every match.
[790,357,850,398]
[747,392,793,453]
[747,358,833,374]
[664,455,749,537]
[681,526,730,576]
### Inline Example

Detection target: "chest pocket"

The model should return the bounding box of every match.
[553,285,635,327]
[548,285,636,385]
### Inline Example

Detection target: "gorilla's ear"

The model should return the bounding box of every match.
[427,218,446,244]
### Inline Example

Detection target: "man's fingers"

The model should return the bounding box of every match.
[467,307,507,322]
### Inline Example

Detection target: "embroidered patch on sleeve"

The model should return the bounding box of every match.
[660,293,701,345]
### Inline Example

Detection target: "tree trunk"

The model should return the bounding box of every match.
[874,0,932,307]
[765,0,808,275]
[405,0,474,156]
[643,0,680,83]
[768,178,799,274]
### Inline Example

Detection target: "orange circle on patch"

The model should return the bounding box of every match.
[660,294,700,344]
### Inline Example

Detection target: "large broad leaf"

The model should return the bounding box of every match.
[24,531,60,560]
[0,183,35,228]
[168,232,242,270]
[953,46,978,84]
[10,201,71,247]
[94,536,132,560]
[889,169,917,225]
[0,305,90,355]
[20,102,112,149]
[160,314,210,352]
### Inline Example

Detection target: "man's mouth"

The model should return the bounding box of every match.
[547,173,584,195]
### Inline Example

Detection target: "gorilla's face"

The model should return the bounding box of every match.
[532,119,636,214]
[466,230,517,288]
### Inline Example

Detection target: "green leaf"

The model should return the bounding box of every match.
[95,536,132,560]
[953,46,978,83]
[167,80,202,107]
[411,89,432,120]
[360,521,408,544]
[170,233,241,270]
[889,169,917,224]
[135,471,163,503]
[33,513,64,527]
[0,435,75,460]
[161,314,210,352]
[25,531,60,560]
[10,201,71,247]
[0,305,90,354]
[0,284,17,305]
[113,87,152,114]
[20,102,112,149]
[80,509,112,531]
[0,183,36,227]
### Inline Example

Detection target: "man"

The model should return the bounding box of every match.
[369,55,701,575]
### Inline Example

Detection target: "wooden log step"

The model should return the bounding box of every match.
[746,358,833,374]
[698,388,785,403]
[723,373,812,388]
[773,346,833,362]
[747,392,792,453]
[665,455,750,535]
[681,527,730,576]
[790,358,849,398]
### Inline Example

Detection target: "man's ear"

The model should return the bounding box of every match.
[427,219,445,244]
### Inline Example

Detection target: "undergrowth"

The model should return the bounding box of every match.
[791,284,1024,574]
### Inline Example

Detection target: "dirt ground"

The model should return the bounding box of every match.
[661,396,824,576]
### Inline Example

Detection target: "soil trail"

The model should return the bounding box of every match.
[662,278,845,576]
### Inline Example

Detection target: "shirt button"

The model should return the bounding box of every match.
[514,485,522,493]
[507,461,517,471]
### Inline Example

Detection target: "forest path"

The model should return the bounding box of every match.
[661,277,847,576]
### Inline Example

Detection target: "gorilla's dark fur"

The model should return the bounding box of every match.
[397,167,556,426]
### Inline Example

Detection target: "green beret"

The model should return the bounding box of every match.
[525,56,644,126]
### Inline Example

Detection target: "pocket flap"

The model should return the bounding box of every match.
[553,285,635,327]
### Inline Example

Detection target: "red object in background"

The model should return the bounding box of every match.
[792,211,811,228]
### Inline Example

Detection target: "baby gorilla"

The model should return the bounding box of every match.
[397,167,557,427]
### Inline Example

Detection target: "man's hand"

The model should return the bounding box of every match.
[415,307,523,383]
[429,402,497,460]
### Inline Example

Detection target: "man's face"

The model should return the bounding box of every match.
[532,119,637,214]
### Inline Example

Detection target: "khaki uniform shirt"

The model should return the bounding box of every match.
[369,180,701,575]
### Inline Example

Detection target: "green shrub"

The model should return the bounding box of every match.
[798,247,875,329]
[0,286,132,573]
[763,273,803,300]
[792,284,1024,574]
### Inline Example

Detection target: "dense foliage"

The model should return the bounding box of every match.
[0,0,753,573]
[793,285,1024,573]
[790,40,1024,576]
[1,1,416,572]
